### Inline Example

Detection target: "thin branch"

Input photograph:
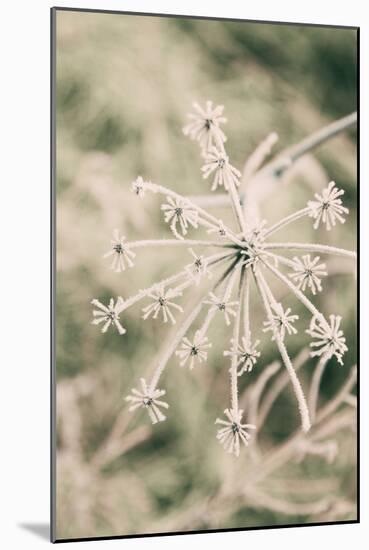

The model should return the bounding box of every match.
[243,268,251,343]
[196,257,240,340]
[243,486,331,516]
[257,348,310,426]
[296,439,338,464]
[242,132,279,184]
[227,178,249,237]
[253,266,311,432]
[261,250,296,269]
[316,366,357,424]
[264,476,339,497]
[344,394,357,408]
[310,409,355,442]
[239,112,357,207]
[229,266,245,411]
[308,353,330,424]
[223,260,241,301]
[149,302,204,391]
[214,135,249,237]
[128,239,230,249]
[271,112,357,178]
[91,425,151,470]
[264,242,356,259]
[264,207,311,238]
[247,361,281,428]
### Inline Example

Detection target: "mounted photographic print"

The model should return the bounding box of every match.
[51,7,359,543]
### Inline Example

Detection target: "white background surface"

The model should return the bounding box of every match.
[0,0,366,547]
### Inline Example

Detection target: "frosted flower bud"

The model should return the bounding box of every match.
[308,181,349,231]
[91,297,126,335]
[215,408,256,457]
[142,284,183,325]
[306,314,348,365]
[203,292,239,326]
[183,100,227,152]
[289,255,327,295]
[103,229,136,272]
[201,147,241,192]
[224,336,260,375]
[161,196,198,240]
[126,378,169,424]
[263,302,299,341]
[176,331,212,370]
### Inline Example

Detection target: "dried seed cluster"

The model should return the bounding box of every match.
[91,101,355,457]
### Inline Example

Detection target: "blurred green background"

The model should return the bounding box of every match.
[55,10,357,540]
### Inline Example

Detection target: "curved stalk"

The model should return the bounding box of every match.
[257,112,357,180]
[242,132,279,185]
[253,266,311,432]
[247,361,281,427]
[257,348,309,426]
[316,366,357,424]
[308,353,330,424]
[273,112,357,177]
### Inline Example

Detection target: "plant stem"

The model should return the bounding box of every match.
[247,361,281,427]
[316,366,357,424]
[272,112,357,178]
[261,250,296,269]
[257,348,309,426]
[230,268,245,411]
[149,302,204,392]
[253,266,311,432]
[264,207,311,238]
[308,353,330,424]
[215,135,249,238]
[243,268,251,343]
[128,239,229,249]
[227,178,249,237]
[196,258,240,339]
[237,112,357,210]
[242,132,279,184]
[264,242,356,259]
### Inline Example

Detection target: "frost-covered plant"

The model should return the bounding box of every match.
[91,101,356,457]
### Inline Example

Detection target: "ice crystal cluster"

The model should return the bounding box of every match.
[91,101,356,457]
